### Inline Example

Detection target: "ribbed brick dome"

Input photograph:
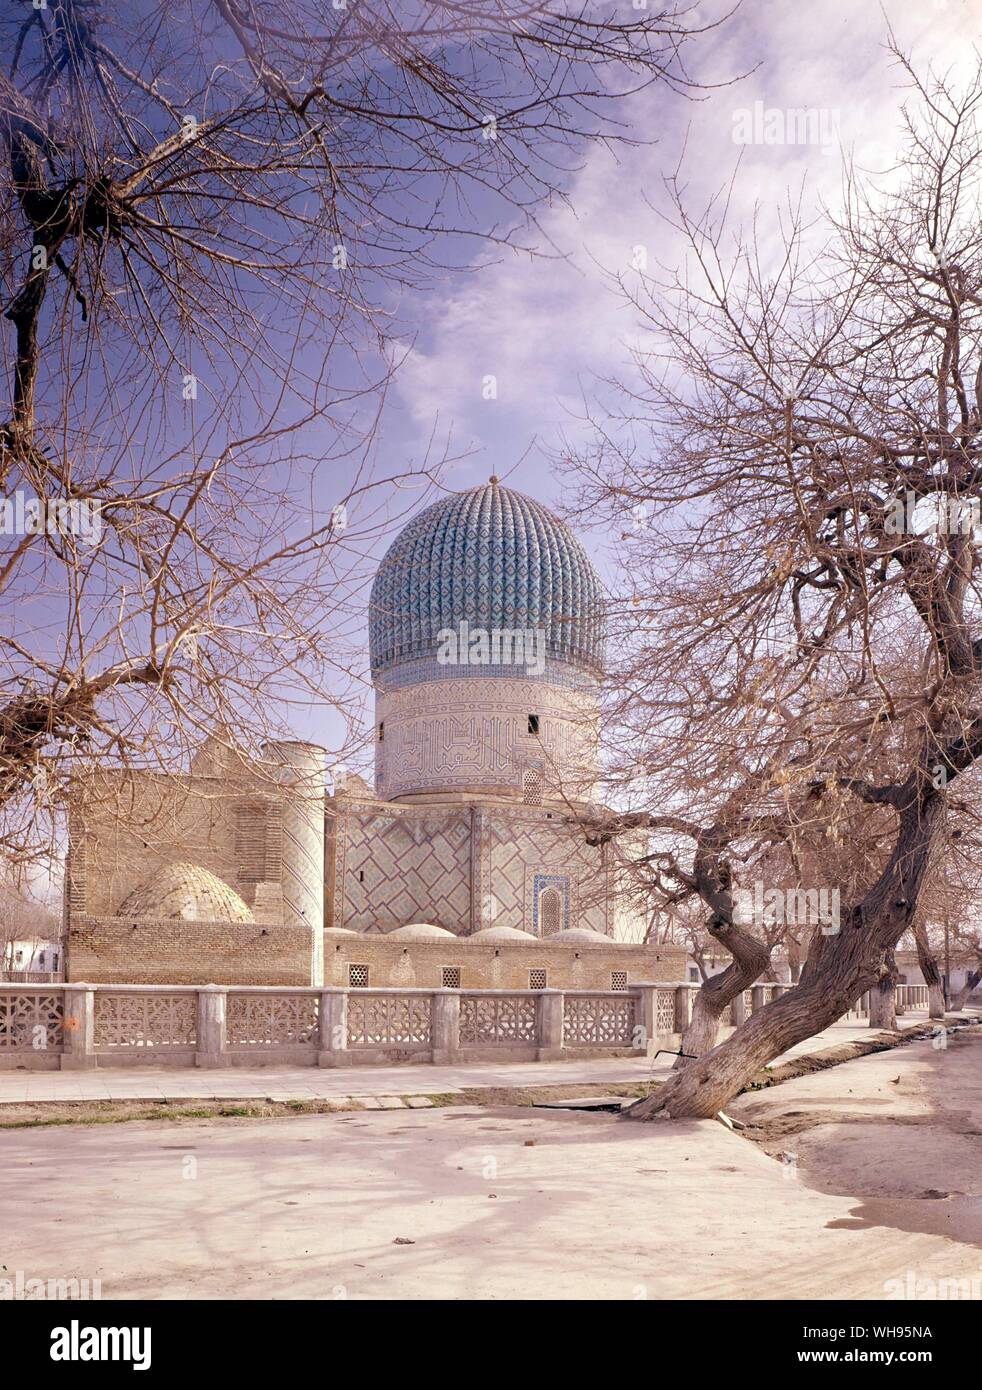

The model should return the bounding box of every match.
[117,863,254,923]
[369,481,605,680]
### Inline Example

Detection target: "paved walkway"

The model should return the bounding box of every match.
[0,1012,949,1107]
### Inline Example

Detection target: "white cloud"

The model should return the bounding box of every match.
[394,0,978,474]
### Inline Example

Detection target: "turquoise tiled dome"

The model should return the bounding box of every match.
[369,481,605,679]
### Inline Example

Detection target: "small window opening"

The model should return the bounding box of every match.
[528,713,540,735]
[522,769,543,805]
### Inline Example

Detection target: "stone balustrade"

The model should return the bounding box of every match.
[731,981,936,1025]
[845,983,931,1019]
[0,979,936,1071]
[896,984,930,1013]
[0,981,695,1071]
[728,981,785,1025]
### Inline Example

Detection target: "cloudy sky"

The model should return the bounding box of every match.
[287,0,981,767]
[18,0,982,894]
[378,0,978,541]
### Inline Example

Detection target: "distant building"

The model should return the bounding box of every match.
[2,938,63,980]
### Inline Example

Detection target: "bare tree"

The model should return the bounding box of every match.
[565,43,982,1117]
[917,823,982,1007]
[0,0,715,867]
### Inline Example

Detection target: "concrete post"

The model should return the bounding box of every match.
[634,985,656,1056]
[730,992,747,1026]
[195,985,228,1068]
[317,988,348,1067]
[431,990,460,1064]
[60,985,94,1071]
[536,990,565,1061]
[751,984,766,1013]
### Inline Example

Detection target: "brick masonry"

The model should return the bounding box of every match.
[326,936,686,991]
[65,919,682,989]
[69,918,313,985]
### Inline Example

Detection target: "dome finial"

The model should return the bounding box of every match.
[489,474,499,484]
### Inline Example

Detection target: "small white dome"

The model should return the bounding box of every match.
[469,925,538,942]
[548,927,609,944]
[388,923,457,940]
[324,927,358,936]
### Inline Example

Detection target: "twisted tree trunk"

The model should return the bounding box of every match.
[952,968,982,1010]
[673,919,770,1068]
[628,796,942,1120]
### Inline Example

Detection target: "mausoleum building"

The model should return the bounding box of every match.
[65,480,682,987]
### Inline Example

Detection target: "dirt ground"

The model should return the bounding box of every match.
[1,1027,980,1299]
[730,1023,982,1261]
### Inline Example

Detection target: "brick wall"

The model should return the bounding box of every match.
[68,917,313,985]
[68,755,320,935]
[324,935,686,991]
[69,770,266,920]
[67,917,684,989]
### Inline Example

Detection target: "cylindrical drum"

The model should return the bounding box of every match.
[264,740,325,984]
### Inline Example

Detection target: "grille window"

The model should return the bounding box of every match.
[442,966,460,988]
[611,970,628,992]
[539,887,562,936]
[522,769,543,805]
[349,963,369,988]
[529,969,547,990]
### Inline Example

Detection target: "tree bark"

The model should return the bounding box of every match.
[868,951,899,1030]
[913,921,945,1018]
[952,969,981,1010]
[672,919,769,1069]
[786,932,804,984]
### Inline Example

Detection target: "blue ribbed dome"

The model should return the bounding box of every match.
[369,482,605,680]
